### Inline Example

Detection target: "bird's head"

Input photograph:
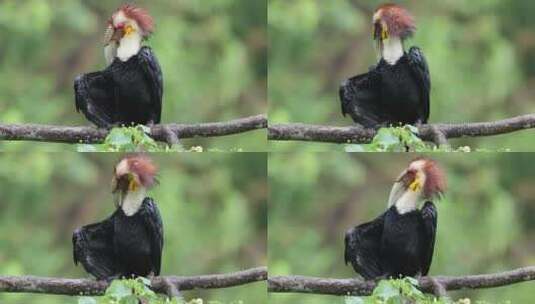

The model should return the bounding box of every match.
[112,154,158,198]
[373,4,415,42]
[388,158,446,212]
[105,4,154,45]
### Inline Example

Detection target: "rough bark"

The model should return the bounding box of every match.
[0,115,267,144]
[268,266,535,296]
[0,267,267,296]
[268,114,535,144]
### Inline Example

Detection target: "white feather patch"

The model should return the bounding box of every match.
[111,11,143,62]
[382,37,404,65]
[117,33,142,62]
[394,189,421,214]
[121,187,146,216]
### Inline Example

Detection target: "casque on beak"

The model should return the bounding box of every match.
[104,25,125,45]
[112,173,136,194]
[388,169,420,207]
[373,21,388,41]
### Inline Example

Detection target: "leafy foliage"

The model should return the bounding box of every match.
[78,277,180,304]
[77,278,246,304]
[77,126,182,152]
[345,126,477,152]
[346,126,431,152]
[345,278,505,304]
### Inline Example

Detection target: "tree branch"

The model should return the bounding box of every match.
[268,266,535,296]
[0,115,267,144]
[0,267,267,296]
[268,114,535,144]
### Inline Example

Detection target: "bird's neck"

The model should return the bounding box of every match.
[117,33,142,62]
[394,190,421,214]
[121,187,146,216]
[381,37,404,65]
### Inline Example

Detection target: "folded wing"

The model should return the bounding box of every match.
[139,197,164,275]
[74,71,116,128]
[420,201,437,276]
[137,47,163,124]
[72,212,118,280]
[407,47,431,123]
[344,212,386,280]
[339,71,382,128]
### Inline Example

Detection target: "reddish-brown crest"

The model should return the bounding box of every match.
[375,3,416,39]
[121,154,158,188]
[113,4,154,37]
[411,158,446,199]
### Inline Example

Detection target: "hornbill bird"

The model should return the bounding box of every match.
[345,158,446,280]
[75,4,163,128]
[73,155,163,280]
[339,4,430,128]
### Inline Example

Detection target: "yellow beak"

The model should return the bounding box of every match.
[381,27,389,40]
[124,25,135,36]
[409,178,422,192]
[128,174,139,192]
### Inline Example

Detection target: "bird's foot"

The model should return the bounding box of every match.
[161,125,181,148]
[427,276,448,298]
[161,277,182,300]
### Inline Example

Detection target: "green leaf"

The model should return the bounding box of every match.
[107,129,133,146]
[375,128,401,147]
[119,295,139,304]
[405,277,419,287]
[374,280,400,299]
[107,280,133,299]
[406,124,419,134]
[138,276,151,286]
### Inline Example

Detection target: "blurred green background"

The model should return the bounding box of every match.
[0,0,267,151]
[0,153,267,303]
[268,0,535,151]
[269,153,535,303]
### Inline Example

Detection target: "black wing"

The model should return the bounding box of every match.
[72,212,118,280]
[344,212,386,280]
[74,71,116,128]
[137,47,163,124]
[407,47,431,123]
[139,197,164,275]
[420,201,437,276]
[339,70,382,128]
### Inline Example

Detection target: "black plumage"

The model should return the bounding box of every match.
[73,197,163,280]
[339,47,430,128]
[75,46,163,128]
[345,201,437,280]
